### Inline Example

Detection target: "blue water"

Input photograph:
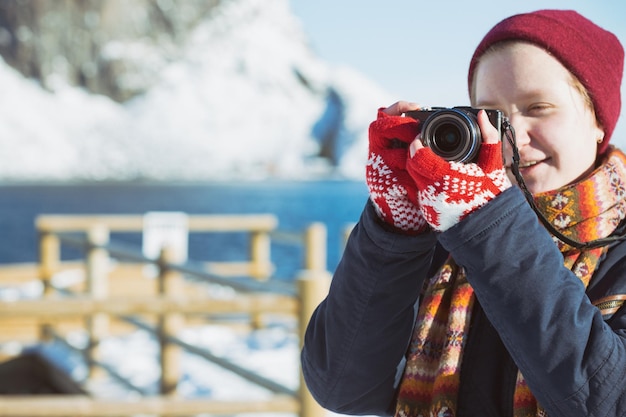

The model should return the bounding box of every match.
[0,180,369,280]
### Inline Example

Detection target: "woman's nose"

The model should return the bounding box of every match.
[507,114,530,146]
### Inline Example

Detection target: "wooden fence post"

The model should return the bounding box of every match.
[249,230,272,328]
[86,225,110,379]
[38,231,60,341]
[250,230,271,280]
[298,222,330,417]
[158,245,185,396]
[297,269,331,417]
[39,231,60,296]
[304,223,326,272]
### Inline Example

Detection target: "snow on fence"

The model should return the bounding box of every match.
[0,214,332,417]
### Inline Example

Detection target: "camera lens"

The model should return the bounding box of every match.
[421,109,482,163]
[433,125,462,153]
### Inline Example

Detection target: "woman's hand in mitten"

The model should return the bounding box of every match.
[406,109,512,232]
[366,102,428,234]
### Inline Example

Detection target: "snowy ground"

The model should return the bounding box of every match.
[37,320,301,403]
[0,268,329,417]
[0,272,296,389]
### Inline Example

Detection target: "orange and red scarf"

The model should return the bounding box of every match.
[395,147,626,417]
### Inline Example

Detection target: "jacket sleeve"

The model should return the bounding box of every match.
[301,199,438,416]
[438,186,626,417]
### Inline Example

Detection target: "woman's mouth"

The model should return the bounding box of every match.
[506,158,548,173]
[519,160,540,169]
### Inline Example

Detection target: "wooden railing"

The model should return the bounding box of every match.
[0,213,332,417]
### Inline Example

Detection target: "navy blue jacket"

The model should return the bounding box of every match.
[301,187,626,417]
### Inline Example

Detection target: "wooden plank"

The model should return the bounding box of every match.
[0,315,258,343]
[108,261,272,282]
[35,214,278,233]
[0,262,85,284]
[188,215,278,231]
[0,395,299,416]
[0,261,262,294]
[0,295,298,317]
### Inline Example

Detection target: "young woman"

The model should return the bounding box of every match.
[301,9,626,417]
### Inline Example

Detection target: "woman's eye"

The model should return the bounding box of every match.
[528,103,552,113]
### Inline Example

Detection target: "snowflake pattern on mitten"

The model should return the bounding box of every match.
[366,109,428,234]
[407,143,511,231]
[367,152,427,232]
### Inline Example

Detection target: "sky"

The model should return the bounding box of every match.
[289,1,626,111]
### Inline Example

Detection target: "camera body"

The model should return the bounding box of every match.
[405,106,504,163]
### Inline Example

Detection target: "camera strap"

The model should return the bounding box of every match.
[503,119,626,250]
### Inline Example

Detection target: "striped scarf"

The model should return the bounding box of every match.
[395,147,626,417]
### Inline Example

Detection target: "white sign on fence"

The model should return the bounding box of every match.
[142,211,189,277]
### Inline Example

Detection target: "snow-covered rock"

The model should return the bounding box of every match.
[0,0,392,182]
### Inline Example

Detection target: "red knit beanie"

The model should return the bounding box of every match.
[468,9,624,154]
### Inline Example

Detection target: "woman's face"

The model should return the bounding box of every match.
[472,42,604,194]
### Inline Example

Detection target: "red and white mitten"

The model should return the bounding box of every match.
[366,109,428,234]
[407,143,511,232]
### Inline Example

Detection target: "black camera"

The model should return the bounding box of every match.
[405,107,504,163]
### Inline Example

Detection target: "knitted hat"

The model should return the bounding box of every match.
[468,9,624,154]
